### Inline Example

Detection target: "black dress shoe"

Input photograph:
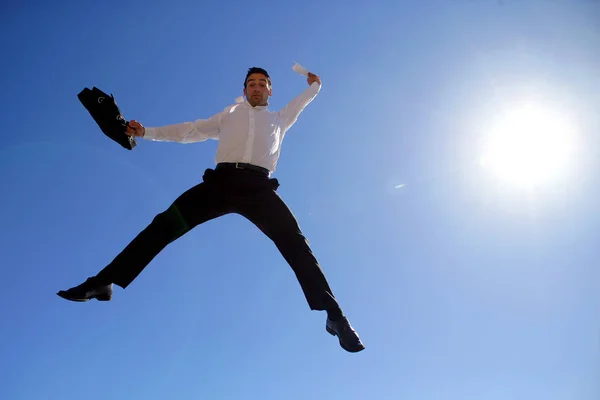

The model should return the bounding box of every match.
[326,316,365,353]
[57,277,113,302]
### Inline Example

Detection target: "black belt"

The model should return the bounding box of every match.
[216,162,271,176]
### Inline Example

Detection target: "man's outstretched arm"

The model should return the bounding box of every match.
[126,112,223,143]
[279,72,322,134]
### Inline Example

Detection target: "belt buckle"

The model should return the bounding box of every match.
[235,162,243,169]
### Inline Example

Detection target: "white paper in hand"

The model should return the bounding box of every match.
[292,62,310,77]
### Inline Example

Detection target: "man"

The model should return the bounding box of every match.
[57,67,365,353]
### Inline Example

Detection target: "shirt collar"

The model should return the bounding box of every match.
[234,96,269,110]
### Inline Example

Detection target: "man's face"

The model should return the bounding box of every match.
[244,73,272,107]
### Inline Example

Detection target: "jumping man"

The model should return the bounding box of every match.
[57,67,365,353]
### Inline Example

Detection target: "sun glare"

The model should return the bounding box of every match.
[479,104,576,188]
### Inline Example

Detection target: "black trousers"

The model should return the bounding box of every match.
[95,165,342,314]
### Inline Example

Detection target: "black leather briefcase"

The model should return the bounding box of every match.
[77,87,136,150]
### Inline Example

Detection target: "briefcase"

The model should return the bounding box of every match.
[77,87,136,150]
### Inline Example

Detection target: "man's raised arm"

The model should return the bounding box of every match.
[279,72,322,134]
[126,111,224,144]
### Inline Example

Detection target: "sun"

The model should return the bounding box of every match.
[479,103,576,188]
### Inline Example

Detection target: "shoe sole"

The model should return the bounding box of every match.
[56,292,112,302]
[326,326,366,353]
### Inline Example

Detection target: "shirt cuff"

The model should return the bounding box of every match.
[143,127,157,140]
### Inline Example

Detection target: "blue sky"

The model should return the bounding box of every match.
[1,0,599,399]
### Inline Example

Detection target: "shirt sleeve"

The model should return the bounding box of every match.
[279,82,321,134]
[143,110,224,143]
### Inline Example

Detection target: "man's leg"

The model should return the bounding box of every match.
[237,188,340,315]
[236,186,365,352]
[97,179,229,288]
[57,171,230,300]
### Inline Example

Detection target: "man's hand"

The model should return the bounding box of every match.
[307,72,321,86]
[126,120,145,137]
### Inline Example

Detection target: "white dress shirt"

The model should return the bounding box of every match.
[143,82,321,173]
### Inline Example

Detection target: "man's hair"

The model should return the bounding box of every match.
[244,67,271,88]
